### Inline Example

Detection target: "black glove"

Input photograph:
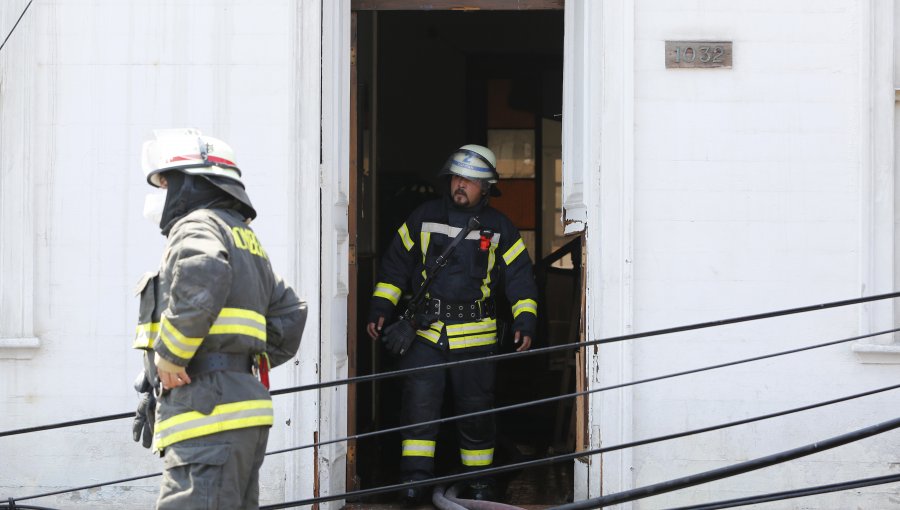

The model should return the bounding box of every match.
[381,319,416,356]
[132,371,157,449]
[413,312,438,330]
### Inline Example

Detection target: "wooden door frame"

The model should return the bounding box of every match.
[347,0,568,499]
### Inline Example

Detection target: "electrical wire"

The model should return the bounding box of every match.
[547,415,900,510]
[4,295,897,439]
[269,290,900,397]
[4,293,900,505]
[267,328,900,457]
[11,376,900,506]
[664,472,900,510]
[0,0,34,53]
[0,412,133,438]
[9,474,161,504]
[6,330,900,505]
[259,385,900,508]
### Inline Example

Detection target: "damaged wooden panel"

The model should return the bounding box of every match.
[352,0,564,10]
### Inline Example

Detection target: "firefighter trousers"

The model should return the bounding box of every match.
[399,338,496,482]
[156,426,269,510]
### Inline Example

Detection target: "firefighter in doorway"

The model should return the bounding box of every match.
[367,144,538,505]
[131,128,307,509]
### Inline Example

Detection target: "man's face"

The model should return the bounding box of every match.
[450,175,484,208]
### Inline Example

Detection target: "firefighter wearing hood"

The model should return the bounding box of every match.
[131,128,307,509]
[367,144,539,505]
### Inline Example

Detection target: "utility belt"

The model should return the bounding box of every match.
[186,352,254,378]
[425,297,495,321]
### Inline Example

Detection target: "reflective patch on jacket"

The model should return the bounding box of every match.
[155,399,274,450]
[446,319,497,349]
[133,271,160,350]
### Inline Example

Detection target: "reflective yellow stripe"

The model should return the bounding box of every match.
[208,308,266,341]
[373,282,402,306]
[416,321,443,344]
[155,400,274,449]
[398,223,414,251]
[502,238,526,265]
[133,322,159,349]
[446,319,496,337]
[402,439,436,458]
[460,448,494,466]
[421,231,431,265]
[446,319,497,350]
[512,299,538,319]
[448,334,497,349]
[479,243,498,301]
[159,316,203,361]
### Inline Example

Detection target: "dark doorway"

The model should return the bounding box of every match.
[351,6,573,507]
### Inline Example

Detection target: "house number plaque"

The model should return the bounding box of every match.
[665,41,732,69]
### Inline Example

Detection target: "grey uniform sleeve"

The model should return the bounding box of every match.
[265,275,307,368]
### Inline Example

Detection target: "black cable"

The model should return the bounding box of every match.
[548,415,900,510]
[664,472,900,510]
[5,324,892,442]
[7,331,899,502]
[262,388,900,508]
[268,328,900,456]
[5,293,897,438]
[270,290,900,396]
[9,473,161,504]
[0,0,34,53]
[0,505,62,510]
[0,412,133,438]
[13,380,900,506]
[4,296,900,503]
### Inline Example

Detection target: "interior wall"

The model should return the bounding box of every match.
[376,10,564,249]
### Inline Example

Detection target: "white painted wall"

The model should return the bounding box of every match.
[616,0,900,507]
[0,1,320,507]
[5,0,900,508]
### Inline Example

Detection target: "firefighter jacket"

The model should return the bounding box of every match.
[133,208,306,452]
[370,196,538,352]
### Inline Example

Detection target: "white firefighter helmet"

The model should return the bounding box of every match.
[439,144,499,184]
[142,128,242,188]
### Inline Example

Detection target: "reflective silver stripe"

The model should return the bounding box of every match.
[398,223,414,251]
[446,319,497,349]
[133,322,159,349]
[511,299,538,319]
[460,448,494,466]
[154,399,274,449]
[402,439,436,457]
[159,316,203,362]
[448,334,497,349]
[502,238,526,265]
[374,282,402,305]
[208,308,266,341]
[479,243,498,301]
[446,319,496,337]
[416,321,443,344]
[421,222,500,244]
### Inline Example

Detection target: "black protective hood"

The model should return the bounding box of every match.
[158,172,257,236]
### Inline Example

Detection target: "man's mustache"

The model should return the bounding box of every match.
[454,188,467,196]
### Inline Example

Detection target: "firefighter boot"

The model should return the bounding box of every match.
[469,479,497,501]
[401,484,427,507]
